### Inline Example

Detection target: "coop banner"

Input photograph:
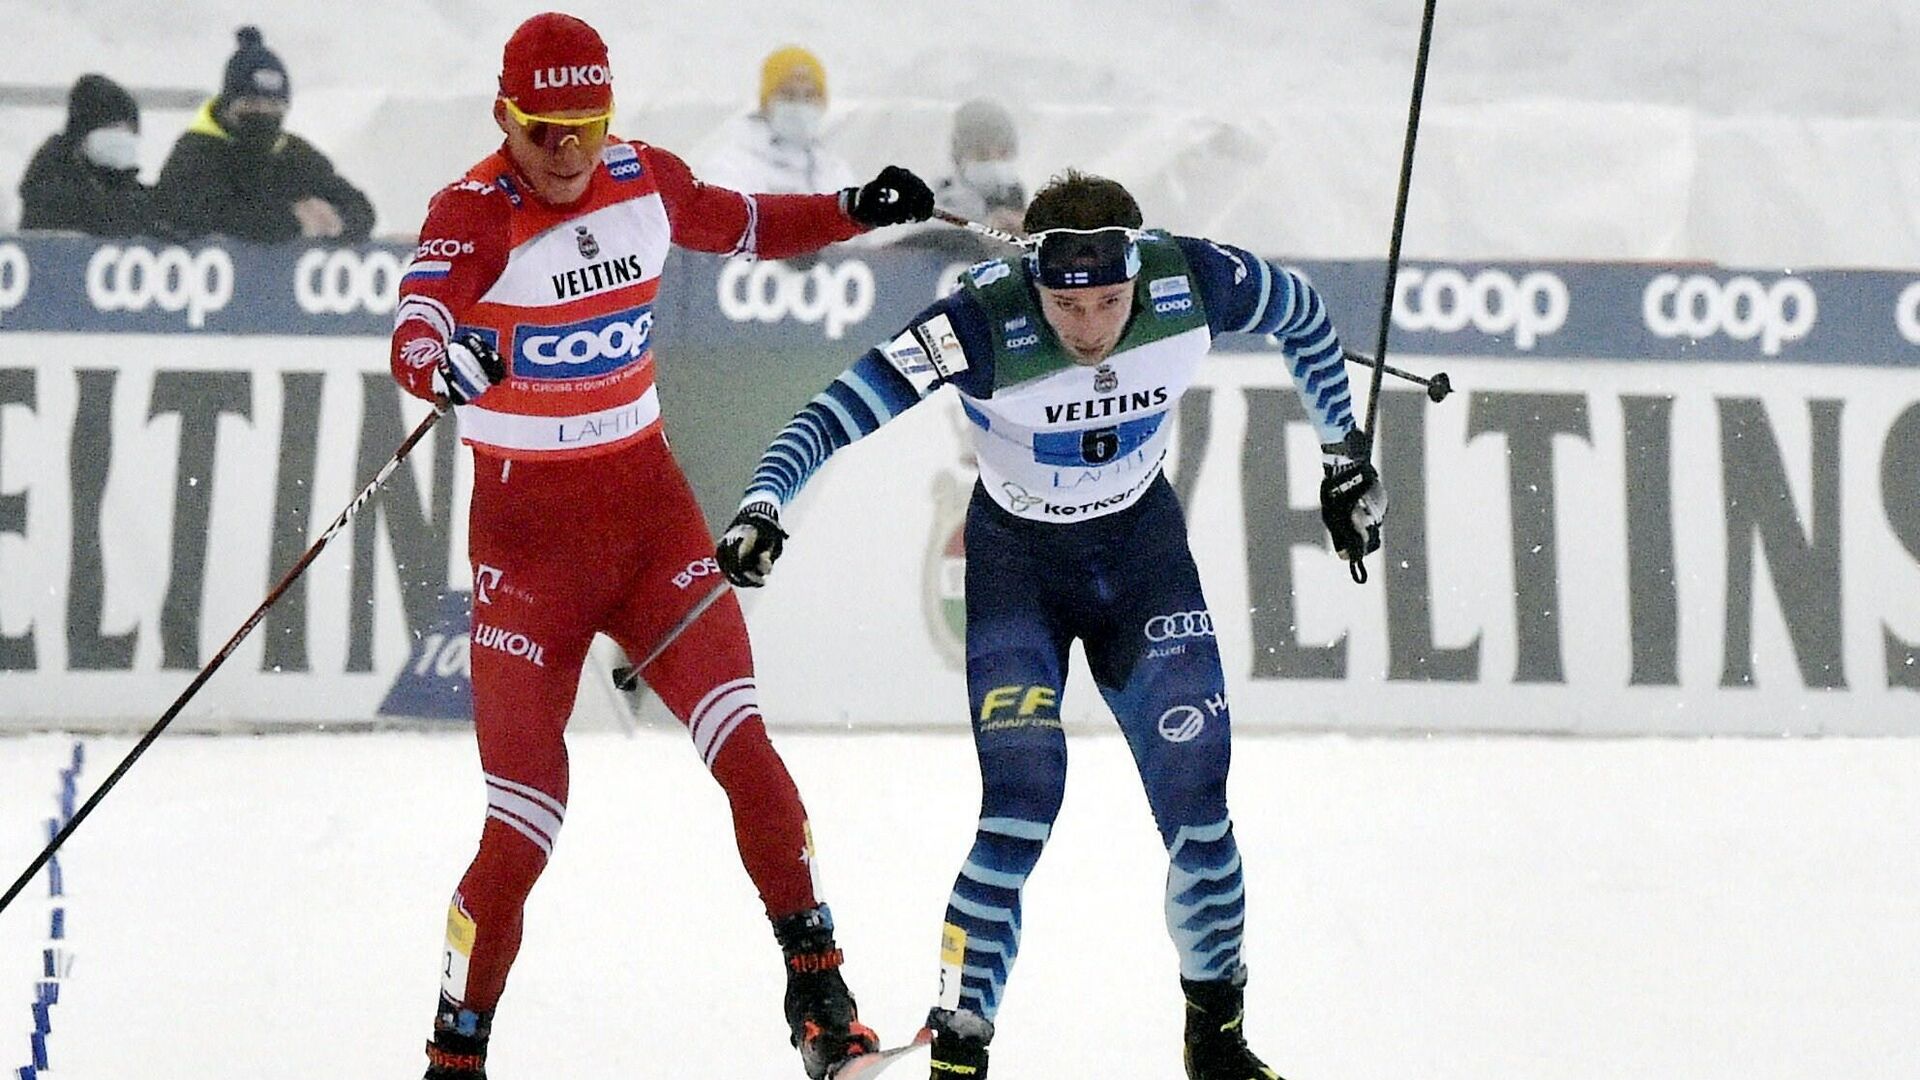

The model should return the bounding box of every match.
[5,234,1920,364]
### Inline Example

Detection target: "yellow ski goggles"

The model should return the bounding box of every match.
[501,96,613,152]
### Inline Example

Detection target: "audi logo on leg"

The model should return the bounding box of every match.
[295,248,403,315]
[85,244,235,328]
[1144,611,1215,642]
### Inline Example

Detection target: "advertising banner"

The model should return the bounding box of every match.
[1,237,1914,732]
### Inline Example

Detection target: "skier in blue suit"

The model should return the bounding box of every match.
[719,170,1387,1080]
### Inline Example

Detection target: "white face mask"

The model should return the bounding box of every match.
[959,159,1020,196]
[82,126,140,172]
[766,100,824,145]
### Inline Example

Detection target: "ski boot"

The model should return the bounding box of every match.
[926,1007,993,1078]
[1182,968,1283,1080]
[774,905,880,1078]
[423,994,490,1079]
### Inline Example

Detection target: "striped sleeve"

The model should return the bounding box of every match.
[742,295,993,511]
[1179,236,1356,445]
[742,351,920,510]
[741,292,998,511]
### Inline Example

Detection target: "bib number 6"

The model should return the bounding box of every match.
[1081,427,1119,465]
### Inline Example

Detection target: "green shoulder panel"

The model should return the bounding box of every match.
[1125,233,1210,343]
[955,235,1209,393]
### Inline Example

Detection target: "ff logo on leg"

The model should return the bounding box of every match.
[977,684,1061,732]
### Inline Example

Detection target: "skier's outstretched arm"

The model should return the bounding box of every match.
[1178,235,1385,562]
[717,293,995,587]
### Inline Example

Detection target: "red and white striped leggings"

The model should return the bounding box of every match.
[441,435,819,1016]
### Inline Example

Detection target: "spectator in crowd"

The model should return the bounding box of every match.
[889,98,1029,259]
[153,26,374,243]
[698,45,858,195]
[18,74,171,237]
[935,98,1027,233]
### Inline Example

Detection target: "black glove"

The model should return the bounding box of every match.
[435,331,506,405]
[1320,433,1388,578]
[716,501,788,587]
[841,165,935,228]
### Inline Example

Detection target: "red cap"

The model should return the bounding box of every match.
[500,12,612,115]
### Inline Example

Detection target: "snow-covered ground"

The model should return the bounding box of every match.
[3,729,1917,1078]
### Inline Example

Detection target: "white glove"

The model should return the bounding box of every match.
[433,332,506,405]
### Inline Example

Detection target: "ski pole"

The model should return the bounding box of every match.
[1343,349,1452,403]
[1350,0,1443,585]
[0,401,451,918]
[610,579,731,692]
[931,207,1029,247]
[1361,0,1442,444]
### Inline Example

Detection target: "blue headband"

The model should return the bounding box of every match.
[1032,228,1141,288]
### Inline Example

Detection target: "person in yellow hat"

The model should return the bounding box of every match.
[698,45,859,195]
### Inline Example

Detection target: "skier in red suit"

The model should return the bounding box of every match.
[389,13,935,1079]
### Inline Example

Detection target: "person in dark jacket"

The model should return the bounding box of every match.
[153,26,374,243]
[18,74,171,237]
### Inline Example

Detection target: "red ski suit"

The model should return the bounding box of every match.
[391,139,862,1015]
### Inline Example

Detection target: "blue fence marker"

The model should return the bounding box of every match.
[15,742,85,1079]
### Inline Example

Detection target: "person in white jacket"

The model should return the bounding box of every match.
[698,45,858,196]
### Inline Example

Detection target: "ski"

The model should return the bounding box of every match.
[828,1028,933,1079]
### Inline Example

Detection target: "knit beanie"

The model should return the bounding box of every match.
[758,46,826,110]
[221,26,290,102]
